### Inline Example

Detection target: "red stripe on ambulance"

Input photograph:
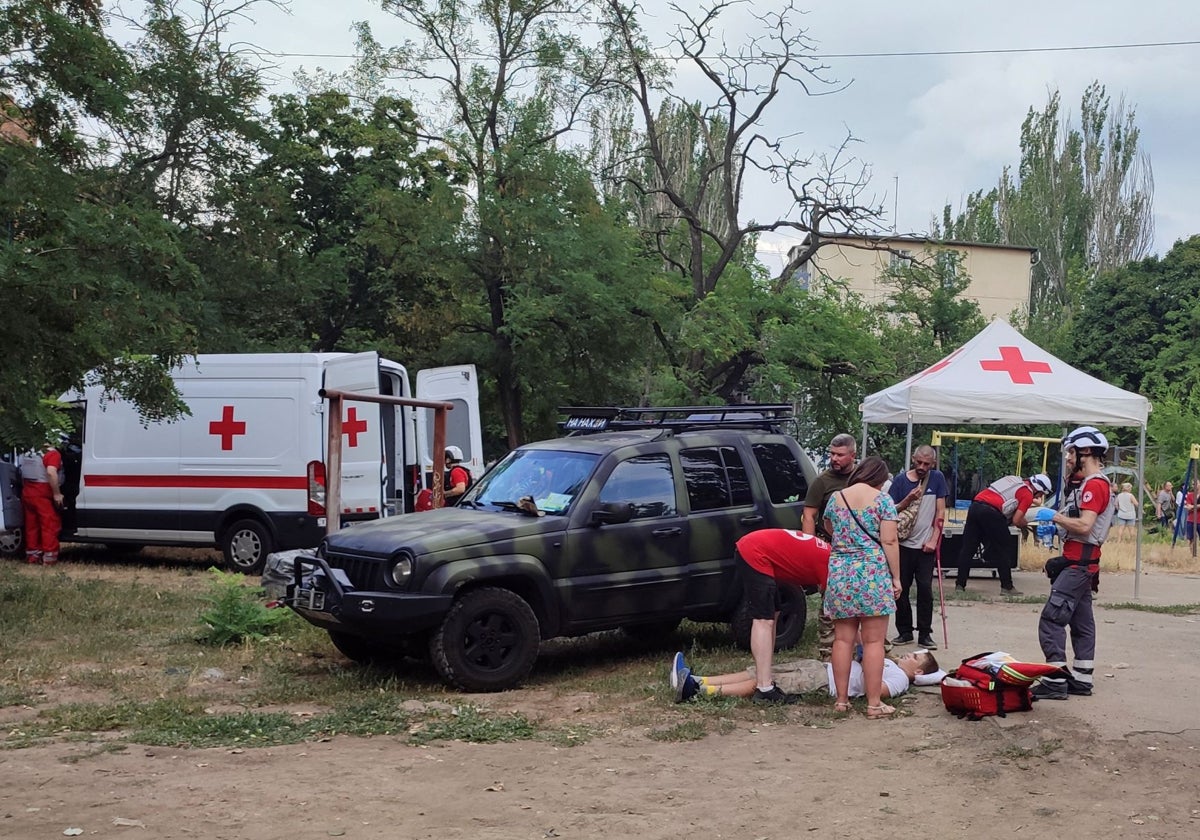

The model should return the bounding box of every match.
[85,475,308,490]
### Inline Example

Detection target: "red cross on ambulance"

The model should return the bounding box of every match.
[208,404,371,450]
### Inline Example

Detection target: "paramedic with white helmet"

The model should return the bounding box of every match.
[1033,427,1115,700]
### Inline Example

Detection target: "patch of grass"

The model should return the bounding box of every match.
[0,684,33,707]
[306,694,414,738]
[60,742,129,764]
[541,723,603,747]
[1100,601,1200,615]
[648,720,708,742]
[408,706,536,745]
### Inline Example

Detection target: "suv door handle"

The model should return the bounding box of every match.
[652,527,682,538]
[739,514,764,525]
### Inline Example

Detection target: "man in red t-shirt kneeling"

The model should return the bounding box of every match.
[693,529,830,704]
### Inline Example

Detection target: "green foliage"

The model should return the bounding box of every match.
[408,705,537,745]
[198,568,291,646]
[647,720,709,742]
[938,82,1153,323]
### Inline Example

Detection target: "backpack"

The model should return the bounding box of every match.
[941,652,1067,720]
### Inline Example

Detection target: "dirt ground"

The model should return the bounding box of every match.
[4,565,1200,840]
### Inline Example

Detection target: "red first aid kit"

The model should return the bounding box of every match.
[941,652,1067,721]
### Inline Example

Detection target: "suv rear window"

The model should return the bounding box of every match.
[681,446,752,511]
[752,442,809,504]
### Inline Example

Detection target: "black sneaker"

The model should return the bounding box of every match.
[891,633,914,645]
[1066,676,1093,696]
[917,634,937,650]
[954,584,966,592]
[1031,680,1069,701]
[1000,587,1023,596]
[751,684,799,705]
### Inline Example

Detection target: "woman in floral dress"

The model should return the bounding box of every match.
[822,456,902,718]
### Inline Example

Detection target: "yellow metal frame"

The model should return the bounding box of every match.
[930,430,1059,476]
[932,431,1060,525]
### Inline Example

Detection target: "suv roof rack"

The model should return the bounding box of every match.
[558,404,794,435]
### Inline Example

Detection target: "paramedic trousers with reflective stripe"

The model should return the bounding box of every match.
[1037,565,1095,666]
[22,489,61,559]
[954,501,1015,590]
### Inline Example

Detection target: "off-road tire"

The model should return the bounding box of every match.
[730,583,808,651]
[430,587,540,692]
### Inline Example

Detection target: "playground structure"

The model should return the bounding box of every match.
[931,430,1060,525]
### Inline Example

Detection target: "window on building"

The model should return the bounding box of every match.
[889,249,913,269]
[935,250,961,287]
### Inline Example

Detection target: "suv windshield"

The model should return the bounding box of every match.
[466,449,600,516]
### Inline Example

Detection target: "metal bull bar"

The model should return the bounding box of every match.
[319,389,456,533]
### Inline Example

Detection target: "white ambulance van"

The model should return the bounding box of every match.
[1,352,482,573]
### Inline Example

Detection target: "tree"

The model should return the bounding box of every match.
[880,251,986,354]
[368,0,655,446]
[940,82,1153,321]
[197,90,466,357]
[599,0,884,402]
[0,0,202,445]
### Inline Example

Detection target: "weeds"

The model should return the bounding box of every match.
[409,706,536,745]
[198,568,293,645]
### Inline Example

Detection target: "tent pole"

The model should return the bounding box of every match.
[861,421,868,457]
[904,418,913,469]
[1135,424,1147,598]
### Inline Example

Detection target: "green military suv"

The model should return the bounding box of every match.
[274,406,817,691]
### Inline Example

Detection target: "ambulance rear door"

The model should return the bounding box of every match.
[415,365,483,481]
[323,353,385,520]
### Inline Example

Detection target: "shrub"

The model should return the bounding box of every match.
[198,568,291,645]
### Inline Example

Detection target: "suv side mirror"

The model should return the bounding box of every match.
[590,502,634,526]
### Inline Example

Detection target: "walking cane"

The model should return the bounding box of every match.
[934,534,950,650]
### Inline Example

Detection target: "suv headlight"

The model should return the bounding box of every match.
[390,551,415,587]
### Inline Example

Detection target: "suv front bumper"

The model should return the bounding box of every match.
[277,552,453,636]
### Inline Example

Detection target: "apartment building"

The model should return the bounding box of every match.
[788,233,1037,322]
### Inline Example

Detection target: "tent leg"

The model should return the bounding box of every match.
[904,419,913,469]
[1135,425,1146,598]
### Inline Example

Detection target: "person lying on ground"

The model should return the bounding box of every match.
[670,649,940,706]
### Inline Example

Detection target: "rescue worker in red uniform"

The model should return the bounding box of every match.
[1033,427,1114,700]
[953,472,1052,595]
[714,528,831,704]
[21,444,64,565]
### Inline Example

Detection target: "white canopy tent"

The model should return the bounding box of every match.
[860,320,1152,594]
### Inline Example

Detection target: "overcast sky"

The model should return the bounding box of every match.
[225,0,1198,271]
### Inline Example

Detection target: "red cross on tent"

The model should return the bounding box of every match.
[979,345,1052,385]
[209,405,246,451]
[343,406,369,447]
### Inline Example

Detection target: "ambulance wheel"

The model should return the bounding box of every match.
[430,587,540,692]
[0,528,22,556]
[222,518,273,575]
[731,583,808,651]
